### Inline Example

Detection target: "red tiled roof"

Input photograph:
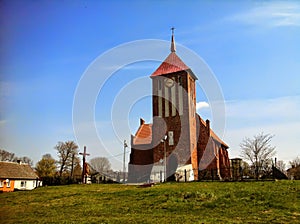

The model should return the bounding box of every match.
[0,161,39,179]
[151,52,191,77]
[133,123,152,145]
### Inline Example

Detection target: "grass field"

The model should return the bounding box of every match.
[1,181,299,223]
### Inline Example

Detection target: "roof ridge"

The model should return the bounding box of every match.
[0,161,30,165]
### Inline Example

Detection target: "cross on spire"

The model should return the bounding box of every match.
[171,27,175,34]
[171,27,176,52]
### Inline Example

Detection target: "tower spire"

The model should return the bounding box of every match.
[171,27,176,52]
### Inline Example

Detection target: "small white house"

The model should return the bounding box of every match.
[0,161,42,192]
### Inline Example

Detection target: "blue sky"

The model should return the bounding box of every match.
[1,1,300,170]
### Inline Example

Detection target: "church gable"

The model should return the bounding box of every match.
[132,119,152,145]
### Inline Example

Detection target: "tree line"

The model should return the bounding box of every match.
[1,140,112,185]
[1,133,299,183]
[0,149,33,166]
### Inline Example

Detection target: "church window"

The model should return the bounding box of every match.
[178,85,183,116]
[158,80,162,90]
[171,84,176,116]
[168,131,174,146]
[158,96,162,117]
[178,76,183,86]
[165,86,169,117]
[158,82,163,117]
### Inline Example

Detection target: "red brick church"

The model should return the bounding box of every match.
[128,31,230,182]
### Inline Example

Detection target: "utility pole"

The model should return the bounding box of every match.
[164,139,166,182]
[161,135,167,182]
[123,140,128,184]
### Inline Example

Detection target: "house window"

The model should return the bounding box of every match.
[0,180,3,187]
[7,180,10,187]
[21,181,26,188]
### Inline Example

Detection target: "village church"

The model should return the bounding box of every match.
[128,31,230,182]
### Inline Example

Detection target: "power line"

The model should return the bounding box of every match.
[107,150,130,159]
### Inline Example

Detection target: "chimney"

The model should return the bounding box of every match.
[140,118,145,126]
[206,119,210,137]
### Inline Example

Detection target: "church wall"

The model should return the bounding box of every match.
[128,144,153,182]
[187,73,198,179]
[219,147,231,179]
[127,132,154,182]
[196,115,210,168]
[127,163,153,183]
[129,147,153,165]
[196,115,231,180]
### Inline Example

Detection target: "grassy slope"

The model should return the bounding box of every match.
[0,181,299,224]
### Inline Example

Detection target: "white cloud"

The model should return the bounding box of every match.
[196,101,209,111]
[227,2,300,27]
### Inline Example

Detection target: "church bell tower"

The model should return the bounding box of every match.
[150,28,198,179]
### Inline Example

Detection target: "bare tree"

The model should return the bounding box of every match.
[276,160,286,173]
[0,149,15,161]
[55,141,79,177]
[289,156,300,168]
[240,132,276,180]
[0,149,33,165]
[288,156,300,180]
[89,157,111,173]
[241,161,253,178]
[13,156,33,166]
